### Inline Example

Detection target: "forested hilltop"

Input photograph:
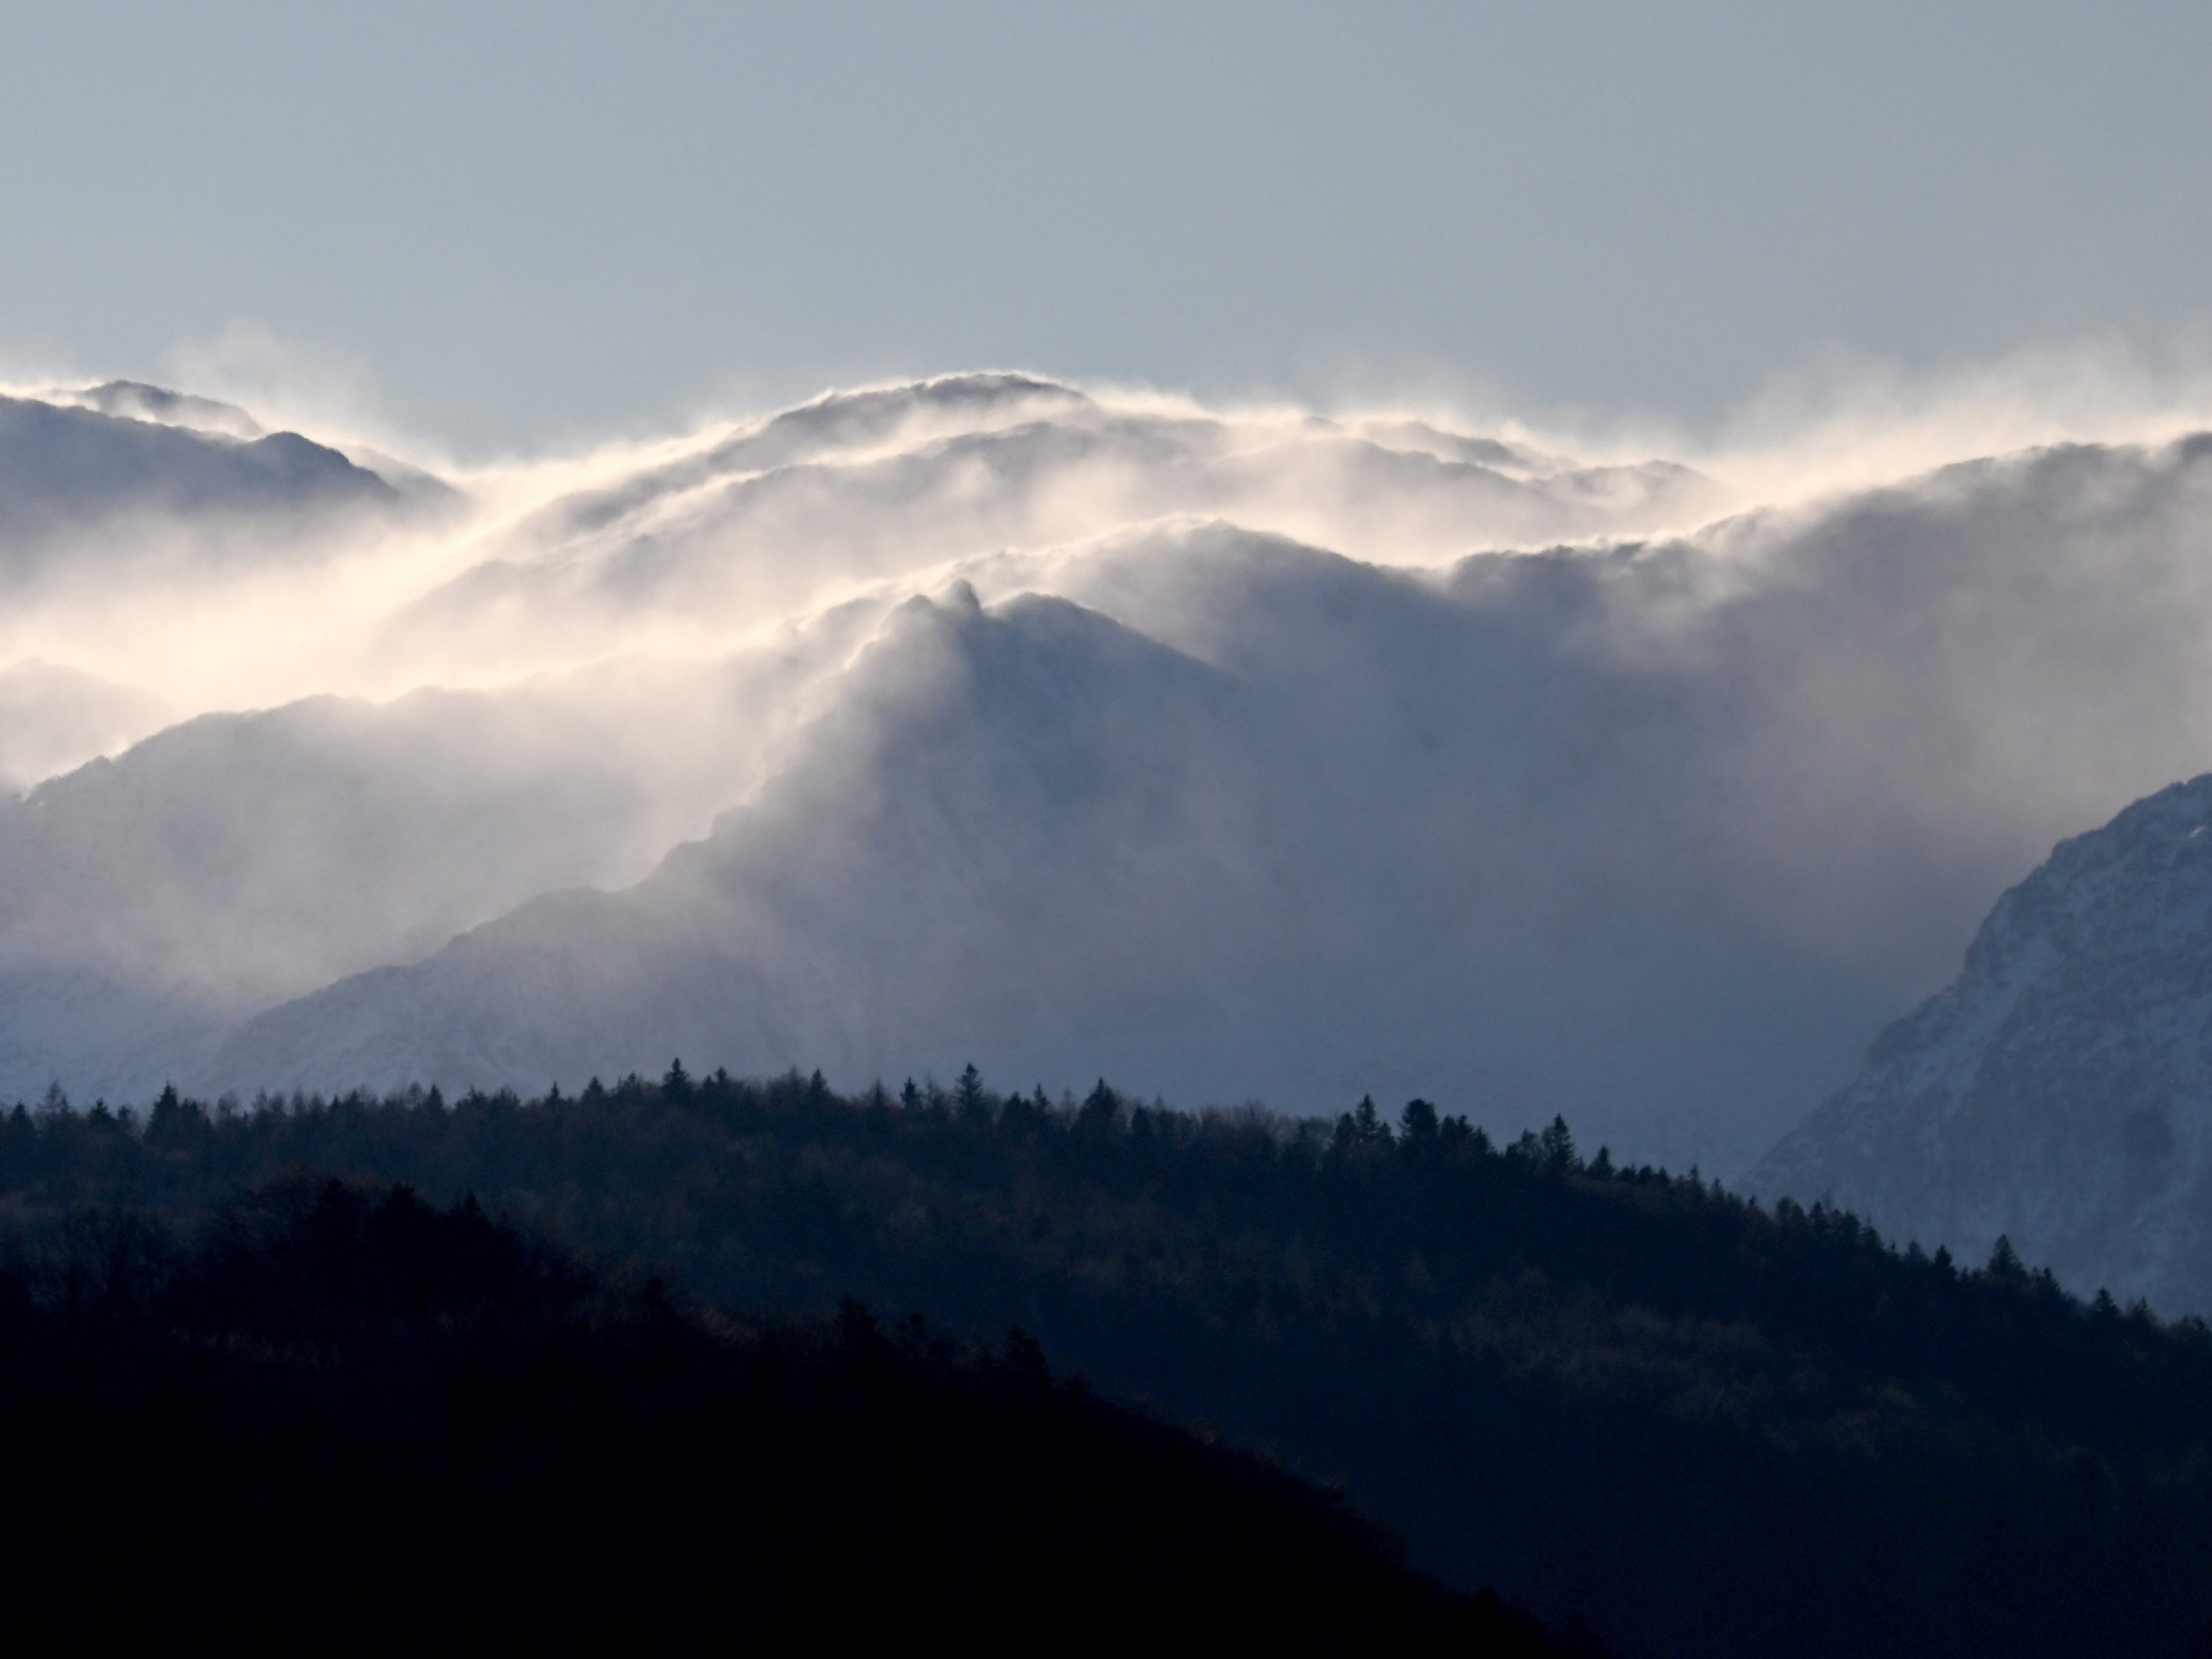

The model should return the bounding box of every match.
[10,1068,2212,1656]
[0,1176,1567,1653]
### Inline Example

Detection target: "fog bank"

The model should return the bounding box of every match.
[5,369,2212,1173]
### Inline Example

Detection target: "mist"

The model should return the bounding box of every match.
[7,363,2212,1173]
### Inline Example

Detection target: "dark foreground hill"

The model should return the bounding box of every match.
[10,1072,2212,1656]
[0,1176,1572,1654]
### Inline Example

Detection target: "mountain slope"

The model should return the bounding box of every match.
[15,375,2212,1173]
[411,371,1723,644]
[0,660,168,792]
[0,661,780,1101]
[51,378,265,438]
[215,428,2212,1172]
[211,584,1278,1102]
[0,392,404,556]
[0,1175,1575,1654]
[1756,774,2212,1314]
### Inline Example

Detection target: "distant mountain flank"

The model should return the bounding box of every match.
[0,670,761,1103]
[0,392,393,534]
[205,430,2212,1172]
[0,384,460,588]
[10,372,2212,1175]
[1757,774,2212,1314]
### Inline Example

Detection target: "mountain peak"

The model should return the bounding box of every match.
[55,379,265,439]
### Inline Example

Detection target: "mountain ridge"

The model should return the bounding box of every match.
[10,374,2212,1177]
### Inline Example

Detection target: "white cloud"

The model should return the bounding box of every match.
[5,360,2212,1177]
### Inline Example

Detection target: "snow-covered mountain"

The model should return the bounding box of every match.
[397,372,1724,665]
[0,642,860,1105]
[1755,775,2212,1314]
[9,370,2212,1179]
[214,429,2212,1172]
[0,389,427,564]
[48,380,267,440]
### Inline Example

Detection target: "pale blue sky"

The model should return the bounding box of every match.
[4,1,2208,452]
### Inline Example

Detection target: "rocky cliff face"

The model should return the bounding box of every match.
[1756,775,2212,1314]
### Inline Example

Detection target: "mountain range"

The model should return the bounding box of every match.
[8,372,2212,1238]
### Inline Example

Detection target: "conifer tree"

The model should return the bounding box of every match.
[1539,1116,1579,1173]
[1399,1098,1440,1149]
[955,1064,988,1121]
[1079,1080,1120,1132]
[1352,1095,1390,1147]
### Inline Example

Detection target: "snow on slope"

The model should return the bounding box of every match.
[0,391,413,564]
[11,370,2212,1181]
[1755,776,2212,1314]
[0,633,884,1106]
[397,374,1722,664]
[49,380,267,440]
[215,426,2212,1172]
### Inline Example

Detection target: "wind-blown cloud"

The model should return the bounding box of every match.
[6,368,2212,1176]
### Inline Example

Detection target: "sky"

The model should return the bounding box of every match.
[3,2,2210,455]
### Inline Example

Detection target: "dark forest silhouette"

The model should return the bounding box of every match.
[8,1068,2212,1654]
[0,1174,1579,1654]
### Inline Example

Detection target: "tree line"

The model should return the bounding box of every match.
[7,1064,2212,1656]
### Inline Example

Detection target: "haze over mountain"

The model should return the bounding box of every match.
[0,389,427,565]
[8,370,2212,1175]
